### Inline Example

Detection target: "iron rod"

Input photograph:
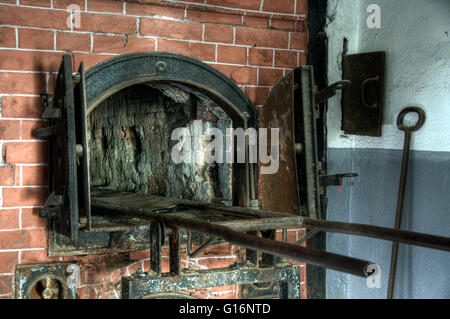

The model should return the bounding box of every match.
[301,218,450,252]
[193,203,450,252]
[92,201,372,277]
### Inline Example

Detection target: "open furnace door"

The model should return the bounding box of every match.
[259,66,322,219]
[260,66,355,219]
[37,55,90,241]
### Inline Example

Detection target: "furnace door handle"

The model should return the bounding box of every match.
[361,76,380,109]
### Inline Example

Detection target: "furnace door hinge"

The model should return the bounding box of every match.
[37,54,91,242]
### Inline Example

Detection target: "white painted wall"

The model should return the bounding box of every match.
[326,0,450,152]
[325,0,450,299]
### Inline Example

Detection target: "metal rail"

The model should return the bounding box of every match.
[182,201,450,252]
[92,201,373,277]
[92,199,450,277]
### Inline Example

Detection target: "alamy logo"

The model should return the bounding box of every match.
[366,264,381,289]
[366,4,381,29]
[170,120,280,174]
[67,4,81,29]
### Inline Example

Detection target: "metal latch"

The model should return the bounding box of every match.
[319,173,358,186]
[315,80,351,105]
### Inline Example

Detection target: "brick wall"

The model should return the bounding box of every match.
[0,0,308,299]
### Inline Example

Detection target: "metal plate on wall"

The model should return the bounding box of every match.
[341,51,385,136]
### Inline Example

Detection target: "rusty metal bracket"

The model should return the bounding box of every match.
[187,232,218,258]
[315,80,351,105]
[319,173,358,186]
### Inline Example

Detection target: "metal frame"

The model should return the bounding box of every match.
[122,261,300,299]
[39,53,259,252]
[37,54,450,299]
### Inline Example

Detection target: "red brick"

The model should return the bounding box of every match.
[21,166,48,186]
[290,32,307,50]
[212,64,257,85]
[0,0,16,3]
[20,0,51,7]
[0,228,47,249]
[47,73,57,93]
[79,12,137,34]
[300,268,307,299]
[94,35,156,54]
[21,207,48,228]
[245,86,270,105]
[2,187,48,207]
[21,120,45,140]
[235,27,289,48]
[53,0,85,9]
[204,24,234,44]
[249,48,273,66]
[20,249,57,264]
[0,96,43,119]
[74,252,128,264]
[212,291,238,299]
[258,68,283,86]
[3,142,48,164]
[189,288,210,299]
[0,50,63,72]
[287,229,298,242]
[141,18,203,41]
[262,0,295,14]
[299,51,306,65]
[0,209,19,230]
[0,252,18,273]
[206,0,261,11]
[0,6,69,30]
[194,256,236,269]
[77,286,97,299]
[243,16,269,29]
[129,249,150,261]
[0,72,46,95]
[209,284,237,293]
[126,260,143,275]
[0,167,15,187]
[187,10,242,25]
[0,276,13,295]
[18,28,53,50]
[0,27,16,48]
[87,0,124,13]
[93,35,126,53]
[72,53,114,70]
[275,50,298,68]
[158,39,215,62]
[272,18,296,31]
[217,45,246,65]
[126,2,185,19]
[56,32,91,52]
[120,36,156,53]
[296,0,308,14]
[296,19,307,32]
[193,243,233,258]
[0,120,21,140]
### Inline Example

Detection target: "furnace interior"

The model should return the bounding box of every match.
[87,83,233,204]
